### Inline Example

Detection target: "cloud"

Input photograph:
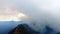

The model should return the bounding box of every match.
[0,7,27,21]
[0,0,28,21]
[14,0,60,32]
[1,0,60,33]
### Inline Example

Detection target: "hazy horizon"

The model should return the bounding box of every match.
[0,0,60,34]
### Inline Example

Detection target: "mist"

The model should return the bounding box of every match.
[0,0,60,33]
[17,0,60,33]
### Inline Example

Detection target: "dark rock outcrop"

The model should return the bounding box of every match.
[8,24,40,34]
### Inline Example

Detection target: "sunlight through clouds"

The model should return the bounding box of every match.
[0,8,27,21]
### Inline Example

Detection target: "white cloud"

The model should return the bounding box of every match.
[0,0,28,21]
[0,7,27,21]
[1,0,60,32]
[16,0,60,32]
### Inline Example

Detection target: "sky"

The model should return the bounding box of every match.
[0,0,28,21]
[0,0,60,33]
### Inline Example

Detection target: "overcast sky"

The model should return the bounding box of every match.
[0,0,60,32]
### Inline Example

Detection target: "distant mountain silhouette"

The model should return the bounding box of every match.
[8,24,41,34]
[44,26,54,34]
[7,21,60,34]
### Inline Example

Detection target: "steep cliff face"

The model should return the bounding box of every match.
[8,24,40,34]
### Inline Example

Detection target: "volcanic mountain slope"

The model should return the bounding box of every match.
[8,23,60,34]
[8,24,40,34]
